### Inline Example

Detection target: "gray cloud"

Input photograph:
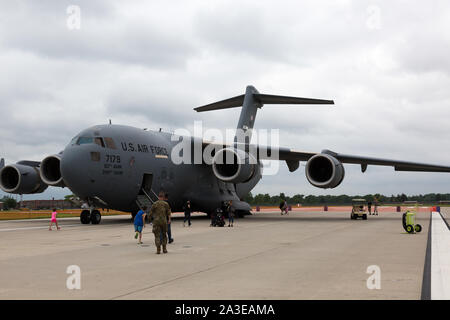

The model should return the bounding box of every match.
[0,0,197,68]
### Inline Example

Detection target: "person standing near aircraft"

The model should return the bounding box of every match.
[133,206,146,244]
[48,208,60,231]
[183,200,192,227]
[149,192,171,254]
[373,197,379,216]
[165,194,174,243]
[368,201,372,215]
[227,200,235,227]
[280,199,288,215]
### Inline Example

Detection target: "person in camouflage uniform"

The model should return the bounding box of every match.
[149,191,172,254]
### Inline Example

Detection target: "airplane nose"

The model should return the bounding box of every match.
[60,145,94,198]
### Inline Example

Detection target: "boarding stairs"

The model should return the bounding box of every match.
[135,188,158,211]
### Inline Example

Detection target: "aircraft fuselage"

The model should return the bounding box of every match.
[60,124,258,214]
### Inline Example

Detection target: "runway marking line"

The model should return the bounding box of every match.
[0,224,82,232]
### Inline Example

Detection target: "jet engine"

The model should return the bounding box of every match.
[0,164,48,194]
[212,148,258,183]
[40,154,65,187]
[305,153,345,189]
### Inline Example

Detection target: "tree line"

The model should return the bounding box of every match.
[2,193,450,211]
[0,196,18,210]
[243,192,450,206]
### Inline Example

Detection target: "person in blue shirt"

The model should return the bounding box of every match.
[134,206,147,244]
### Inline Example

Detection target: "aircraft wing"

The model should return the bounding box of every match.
[201,139,450,173]
[258,146,450,173]
[16,160,41,167]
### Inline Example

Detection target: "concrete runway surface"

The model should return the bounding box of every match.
[0,210,437,299]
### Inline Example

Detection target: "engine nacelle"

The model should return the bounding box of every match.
[40,154,65,187]
[305,154,345,189]
[212,148,258,183]
[0,164,48,194]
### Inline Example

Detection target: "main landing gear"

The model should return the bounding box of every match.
[80,208,102,225]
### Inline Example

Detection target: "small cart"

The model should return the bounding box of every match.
[402,201,422,234]
[351,199,368,220]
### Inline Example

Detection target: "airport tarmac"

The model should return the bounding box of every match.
[0,209,444,300]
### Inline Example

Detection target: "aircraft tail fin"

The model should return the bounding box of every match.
[194,85,334,141]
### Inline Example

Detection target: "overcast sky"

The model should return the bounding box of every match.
[1,0,450,200]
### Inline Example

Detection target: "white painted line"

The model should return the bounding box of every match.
[0,224,81,232]
[0,217,80,223]
[431,212,450,300]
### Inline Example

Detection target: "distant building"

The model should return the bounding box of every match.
[19,200,77,210]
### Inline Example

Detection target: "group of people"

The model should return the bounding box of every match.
[135,195,236,253]
[49,192,235,255]
[133,191,174,254]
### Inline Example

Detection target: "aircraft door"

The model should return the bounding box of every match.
[140,173,153,194]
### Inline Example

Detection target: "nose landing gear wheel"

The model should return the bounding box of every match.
[80,210,91,224]
[91,210,102,224]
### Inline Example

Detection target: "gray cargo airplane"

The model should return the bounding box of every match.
[1,85,450,224]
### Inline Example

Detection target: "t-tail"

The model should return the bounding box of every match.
[194,85,334,143]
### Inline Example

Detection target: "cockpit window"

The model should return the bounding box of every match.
[94,137,105,148]
[104,137,117,149]
[75,136,111,148]
[76,137,94,145]
[70,136,78,145]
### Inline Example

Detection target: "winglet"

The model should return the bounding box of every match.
[0,158,4,169]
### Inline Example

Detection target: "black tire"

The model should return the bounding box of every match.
[80,210,91,224]
[351,213,355,220]
[363,214,367,220]
[406,224,414,234]
[402,212,407,231]
[91,210,101,225]
[415,224,422,233]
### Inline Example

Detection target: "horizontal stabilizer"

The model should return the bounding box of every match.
[195,85,334,143]
[194,95,244,112]
[254,94,334,105]
[195,91,334,112]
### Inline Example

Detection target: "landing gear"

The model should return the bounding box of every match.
[80,208,102,224]
[80,210,91,224]
[91,210,101,224]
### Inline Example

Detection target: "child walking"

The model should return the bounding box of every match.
[49,208,60,231]
[134,206,147,244]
